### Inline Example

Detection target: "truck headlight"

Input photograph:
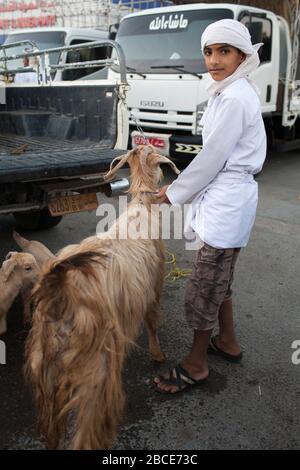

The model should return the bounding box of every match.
[195,101,208,135]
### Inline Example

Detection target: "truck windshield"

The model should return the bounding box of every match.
[0,31,66,70]
[114,8,234,74]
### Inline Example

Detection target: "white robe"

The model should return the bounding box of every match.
[166,78,266,249]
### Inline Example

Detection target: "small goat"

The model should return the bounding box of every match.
[24,145,180,450]
[0,252,40,335]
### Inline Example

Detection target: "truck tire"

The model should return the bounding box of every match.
[14,209,62,231]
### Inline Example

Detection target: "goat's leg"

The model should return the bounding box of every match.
[145,302,165,363]
[21,288,32,327]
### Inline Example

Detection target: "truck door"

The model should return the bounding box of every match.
[238,11,279,113]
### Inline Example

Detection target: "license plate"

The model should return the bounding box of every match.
[133,135,166,148]
[48,193,98,216]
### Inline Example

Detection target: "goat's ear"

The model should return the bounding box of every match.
[104,150,132,181]
[1,257,17,282]
[13,231,54,267]
[13,231,30,250]
[153,154,181,175]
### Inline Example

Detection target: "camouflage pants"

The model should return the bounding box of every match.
[185,243,241,331]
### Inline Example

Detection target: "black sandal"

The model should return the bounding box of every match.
[208,336,243,363]
[154,365,208,394]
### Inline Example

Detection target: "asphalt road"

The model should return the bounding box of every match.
[0,150,299,450]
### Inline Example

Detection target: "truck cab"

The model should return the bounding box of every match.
[109,3,285,159]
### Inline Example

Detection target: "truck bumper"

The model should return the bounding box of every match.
[130,129,203,161]
[169,134,203,161]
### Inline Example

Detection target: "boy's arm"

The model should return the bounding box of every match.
[166,97,244,205]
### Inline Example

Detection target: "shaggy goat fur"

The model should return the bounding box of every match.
[24,145,180,450]
[0,252,40,335]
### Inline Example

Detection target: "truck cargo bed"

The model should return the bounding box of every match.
[0,134,124,184]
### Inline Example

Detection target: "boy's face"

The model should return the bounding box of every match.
[203,43,246,81]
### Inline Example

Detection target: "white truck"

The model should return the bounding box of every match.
[109,0,300,159]
[0,39,129,231]
[1,27,109,81]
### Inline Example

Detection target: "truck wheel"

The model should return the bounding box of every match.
[14,209,62,231]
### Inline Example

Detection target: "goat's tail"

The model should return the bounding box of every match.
[25,250,127,449]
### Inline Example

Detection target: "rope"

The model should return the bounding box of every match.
[164,250,192,282]
[129,110,149,144]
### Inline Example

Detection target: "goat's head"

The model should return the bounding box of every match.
[104,145,180,194]
[1,252,40,287]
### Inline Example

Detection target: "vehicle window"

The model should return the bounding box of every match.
[63,39,107,80]
[113,8,234,74]
[1,31,65,70]
[240,15,272,63]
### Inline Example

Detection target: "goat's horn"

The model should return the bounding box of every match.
[103,150,132,181]
[153,154,181,175]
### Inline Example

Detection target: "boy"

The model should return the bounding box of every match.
[154,19,267,394]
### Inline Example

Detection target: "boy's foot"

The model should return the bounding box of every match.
[208,335,242,362]
[154,364,209,394]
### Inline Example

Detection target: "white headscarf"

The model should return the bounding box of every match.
[201,19,263,96]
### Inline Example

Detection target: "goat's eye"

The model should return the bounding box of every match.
[24,266,32,271]
[5,253,12,260]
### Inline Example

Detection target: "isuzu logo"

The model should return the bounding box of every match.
[140,100,165,108]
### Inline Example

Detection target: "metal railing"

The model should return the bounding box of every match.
[0,39,40,79]
[0,39,128,85]
[0,40,39,52]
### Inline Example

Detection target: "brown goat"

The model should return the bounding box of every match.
[24,145,180,450]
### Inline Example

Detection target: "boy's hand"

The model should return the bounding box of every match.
[157,185,171,203]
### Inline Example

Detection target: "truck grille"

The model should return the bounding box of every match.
[129,107,194,131]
